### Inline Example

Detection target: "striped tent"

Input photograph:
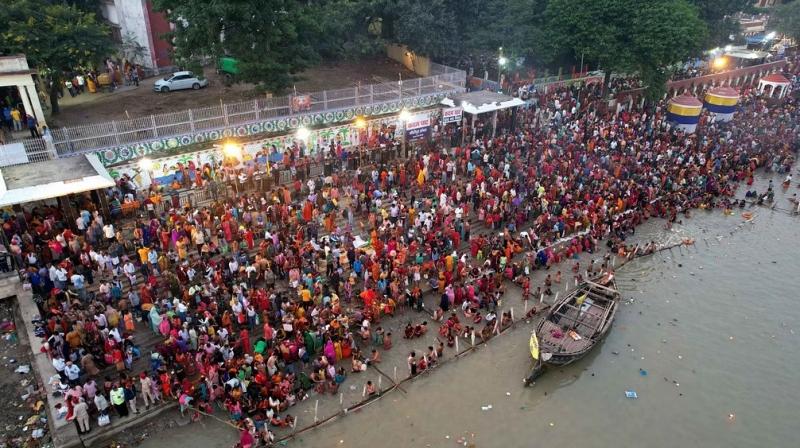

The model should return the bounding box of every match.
[666,94,703,133]
[704,87,739,122]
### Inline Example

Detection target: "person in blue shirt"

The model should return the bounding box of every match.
[1,106,11,130]
[26,114,39,138]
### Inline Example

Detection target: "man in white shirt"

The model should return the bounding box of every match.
[75,216,86,233]
[70,273,86,301]
[103,224,115,243]
[123,261,137,287]
[64,360,81,386]
[52,355,67,382]
[48,263,58,286]
[55,266,68,290]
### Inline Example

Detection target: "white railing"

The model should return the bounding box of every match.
[0,137,57,167]
[50,65,466,157]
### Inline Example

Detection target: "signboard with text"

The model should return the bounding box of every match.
[442,107,463,124]
[405,113,431,141]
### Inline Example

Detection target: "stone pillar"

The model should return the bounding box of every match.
[471,114,477,141]
[58,195,77,229]
[24,84,47,127]
[17,85,33,120]
[16,84,47,129]
[96,189,111,222]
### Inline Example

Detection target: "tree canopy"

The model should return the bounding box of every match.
[689,0,752,47]
[770,0,800,42]
[152,0,749,97]
[153,0,323,92]
[544,0,708,98]
[0,0,113,114]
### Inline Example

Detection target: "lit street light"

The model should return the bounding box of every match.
[222,142,242,159]
[139,157,153,187]
[222,142,242,196]
[398,108,411,157]
[498,55,508,89]
[296,126,310,141]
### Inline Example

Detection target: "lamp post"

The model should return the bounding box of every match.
[296,126,311,154]
[398,108,411,158]
[139,157,153,189]
[498,47,508,91]
[222,142,242,196]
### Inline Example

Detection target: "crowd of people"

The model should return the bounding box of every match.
[2,58,798,446]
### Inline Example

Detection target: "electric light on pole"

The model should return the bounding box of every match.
[398,108,411,157]
[139,157,153,187]
[222,142,242,159]
[296,126,311,141]
[498,46,508,88]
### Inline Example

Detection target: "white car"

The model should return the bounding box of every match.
[153,71,208,92]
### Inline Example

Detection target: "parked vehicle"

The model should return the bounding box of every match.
[153,71,208,92]
[217,57,240,86]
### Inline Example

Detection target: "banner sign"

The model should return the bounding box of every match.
[405,113,431,141]
[291,95,312,112]
[442,107,463,124]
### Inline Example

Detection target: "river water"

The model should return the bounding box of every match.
[137,172,799,448]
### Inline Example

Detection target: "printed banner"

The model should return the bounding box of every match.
[442,107,463,124]
[405,113,431,141]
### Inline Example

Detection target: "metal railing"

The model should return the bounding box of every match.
[0,137,57,167]
[49,66,466,157]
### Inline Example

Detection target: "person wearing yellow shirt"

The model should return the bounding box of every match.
[137,246,150,264]
[10,108,22,131]
[300,287,312,305]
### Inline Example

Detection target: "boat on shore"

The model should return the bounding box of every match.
[524,275,621,385]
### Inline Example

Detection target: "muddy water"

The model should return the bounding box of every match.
[136,173,800,448]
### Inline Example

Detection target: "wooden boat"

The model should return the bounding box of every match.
[525,276,620,385]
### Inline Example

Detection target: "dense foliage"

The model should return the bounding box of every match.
[770,0,800,42]
[0,0,756,102]
[0,0,113,114]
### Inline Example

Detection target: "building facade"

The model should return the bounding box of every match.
[100,0,173,70]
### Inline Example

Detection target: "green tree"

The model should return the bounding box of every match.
[0,0,113,114]
[770,0,800,41]
[308,0,389,60]
[544,0,707,99]
[689,0,752,46]
[153,0,322,92]
[391,0,460,60]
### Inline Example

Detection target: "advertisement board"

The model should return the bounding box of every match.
[405,113,431,141]
[442,107,463,124]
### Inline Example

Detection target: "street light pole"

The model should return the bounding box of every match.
[497,47,508,92]
[398,108,410,158]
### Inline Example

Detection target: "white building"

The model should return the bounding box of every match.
[0,55,46,128]
[100,0,174,70]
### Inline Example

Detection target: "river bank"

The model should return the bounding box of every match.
[119,170,799,448]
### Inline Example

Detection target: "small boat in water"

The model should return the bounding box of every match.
[524,276,621,385]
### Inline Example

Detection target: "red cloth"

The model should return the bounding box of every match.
[240,429,254,448]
